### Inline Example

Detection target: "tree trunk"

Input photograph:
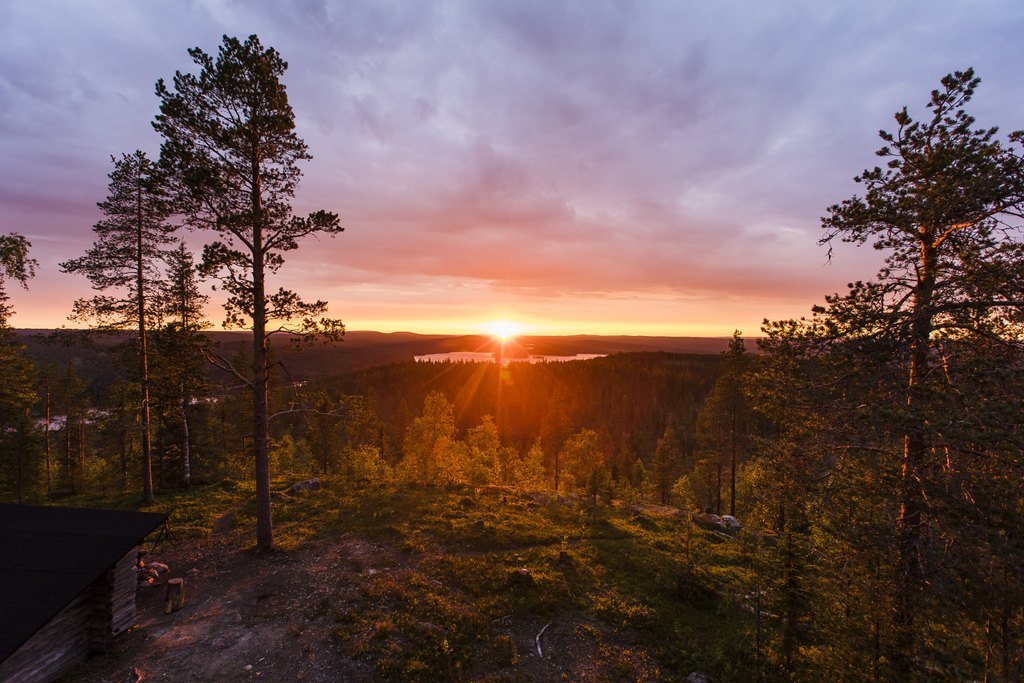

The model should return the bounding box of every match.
[893,238,937,677]
[119,438,127,492]
[137,177,155,504]
[15,434,22,503]
[252,160,273,552]
[66,413,74,494]
[715,456,722,516]
[44,386,51,495]
[553,450,560,492]
[181,385,191,488]
[78,420,85,489]
[730,400,737,517]
[754,533,763,682]
[1000,598,1010,681]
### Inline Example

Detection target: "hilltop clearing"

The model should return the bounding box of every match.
[66,481,752,681]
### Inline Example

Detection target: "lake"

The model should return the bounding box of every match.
[414,352,607,365]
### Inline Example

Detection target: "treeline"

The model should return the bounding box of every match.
[326,352,719,462]
[2,344,726,501]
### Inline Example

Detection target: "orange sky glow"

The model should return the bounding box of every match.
[3,3,1021,337]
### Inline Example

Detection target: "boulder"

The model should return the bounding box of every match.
[291,478,322,494]
[695,513,726,530]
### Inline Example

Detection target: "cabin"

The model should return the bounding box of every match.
[0,504,167,683]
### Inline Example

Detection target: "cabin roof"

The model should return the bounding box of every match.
[0,504,167,662]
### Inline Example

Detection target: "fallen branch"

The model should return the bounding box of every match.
[536,622,551,657]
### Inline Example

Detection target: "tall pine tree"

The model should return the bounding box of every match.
[762,68,1024,677]
[154,34,344,549]
[61,150,175,504]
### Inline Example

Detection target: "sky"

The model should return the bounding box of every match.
[2,1,1024,336]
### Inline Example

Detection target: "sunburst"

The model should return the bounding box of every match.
[487,319,522,340]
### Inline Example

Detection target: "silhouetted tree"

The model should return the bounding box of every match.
[694,332,751,516]
[155,35,344,550]
[0,234,39,502]
[762,68,1024,677]
[61,151,175,503]
[151,242,210,487]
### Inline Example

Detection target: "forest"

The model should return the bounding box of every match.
[1,33,1023,681]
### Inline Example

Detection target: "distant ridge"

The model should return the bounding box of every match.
[15,329,746,382]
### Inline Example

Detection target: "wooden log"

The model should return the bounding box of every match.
[165,578,185,614]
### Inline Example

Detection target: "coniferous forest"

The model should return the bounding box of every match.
[2,32,1023,682]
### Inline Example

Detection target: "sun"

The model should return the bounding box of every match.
[487,319,522,340]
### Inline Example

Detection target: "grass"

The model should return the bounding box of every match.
[269,479,756,679]
[60,477,759,680]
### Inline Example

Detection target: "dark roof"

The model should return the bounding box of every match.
[0,504,167,662]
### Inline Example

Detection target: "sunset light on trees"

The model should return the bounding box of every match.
[2,3,1024,681]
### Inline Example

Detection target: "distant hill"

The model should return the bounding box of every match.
[14,329,741,384]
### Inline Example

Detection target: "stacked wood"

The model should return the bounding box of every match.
[136,558,170,585]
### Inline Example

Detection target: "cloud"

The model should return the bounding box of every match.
[3,0,1024,332]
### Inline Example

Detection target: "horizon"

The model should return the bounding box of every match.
[12,326,745,340]
[3,2,1023,335]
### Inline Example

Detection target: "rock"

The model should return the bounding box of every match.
[686,672,710,683]
[291,478,322,494]
[721,515,741,531]
[695,513,726,530]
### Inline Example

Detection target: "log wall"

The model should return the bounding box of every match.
[0,548,139,683]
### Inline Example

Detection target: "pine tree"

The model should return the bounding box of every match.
[651,424,681,504]
[0,234,39,502]
[154,35,344,550]
[761,68,1024,677]
[695,331,751,516]
[151,242,210,488]
[60,151,175,504]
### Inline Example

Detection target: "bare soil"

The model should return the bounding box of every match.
[70,532,390,681]
[67,528,660,682]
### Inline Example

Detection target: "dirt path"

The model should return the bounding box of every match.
[71,533,399,681]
